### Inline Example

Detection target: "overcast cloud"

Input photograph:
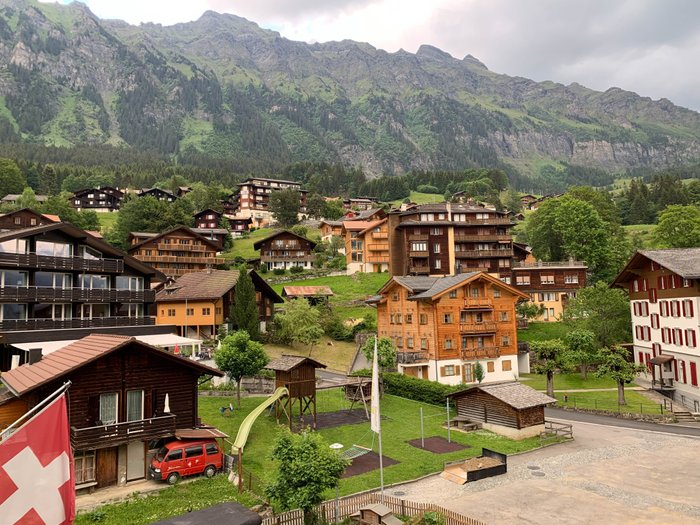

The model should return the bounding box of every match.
[46,0,700,110]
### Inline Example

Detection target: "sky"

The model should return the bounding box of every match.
[44,0,700,111]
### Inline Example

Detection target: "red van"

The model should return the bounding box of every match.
[150,439,223,484]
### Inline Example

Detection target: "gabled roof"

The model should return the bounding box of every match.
[320,220,344,228]
[127,225,221,252]
[282,286,334,298]
[378,272,529,301]
[1,334,223,397]
[194,208,222,218]
[266,355,326,372]
[138,188,176,198]
[0,222,164,278]
[340,220,382,233]
[343,208,386,221]
[358,218,387,236]
[447,381,556,409]
[397,202,509,217]
[157,269,241,302]
[612,249,700,288]
[1,194,49,202]
[0,208,60,224]
[252,230,317,250]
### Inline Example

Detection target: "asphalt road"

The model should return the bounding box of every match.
[546,406,700,437]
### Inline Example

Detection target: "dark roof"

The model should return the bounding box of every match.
[321,220,344,227]
[1,194,49,202]
[157,269,241,302]
[139,188,176,198]
[1,334,222,397]
[252,230,317,250]
[448,381,556,409]
[381,272,529,301]
[127,225,221,252]
[194,208,222,218]
[403,273,478,299]
[151,502,261,525]
[344,208,386,221]
[282,286,334,298]
[397,202,509,217]
[192,228,229,236]
[238,177,300,186]
[0,222,164,279]
[266,355,326,372]
[612,248,700,288]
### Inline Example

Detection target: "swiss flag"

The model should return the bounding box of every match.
[0,393,75,525]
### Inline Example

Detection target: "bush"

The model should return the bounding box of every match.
[289,265,304,275]
[259,265,268,274]
[321,310,353,341]
[352,371,461,405]
[416,184,440,194]
[273,268,286,275]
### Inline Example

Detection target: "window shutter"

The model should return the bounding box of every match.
[674,360,679,381]
[454,365,461,376]
[439,366,445,377]
[87,396,99,425]
[689,300,695,318]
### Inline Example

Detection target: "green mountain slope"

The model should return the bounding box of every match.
[0,0,699,178]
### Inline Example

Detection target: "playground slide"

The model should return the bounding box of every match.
[231,386,289,452]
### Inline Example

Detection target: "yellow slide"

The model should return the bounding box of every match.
[231,386,289,452]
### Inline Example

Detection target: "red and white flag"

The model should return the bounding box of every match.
[0,393,75,525]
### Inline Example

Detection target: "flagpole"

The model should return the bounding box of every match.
[0,381,71,441]
[370,336,384,501]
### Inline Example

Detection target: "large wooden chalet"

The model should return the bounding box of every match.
[0,334,224,491]
[253,230,316,271]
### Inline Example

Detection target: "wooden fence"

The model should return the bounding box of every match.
[262,493,486,525]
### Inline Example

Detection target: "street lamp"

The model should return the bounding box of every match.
[329,443,344,523]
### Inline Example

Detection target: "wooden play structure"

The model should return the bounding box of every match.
[266,355,327,429]
[441,448,507,485]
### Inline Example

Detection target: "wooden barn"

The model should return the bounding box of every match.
[266,355,326,429]
[447,381,556,439]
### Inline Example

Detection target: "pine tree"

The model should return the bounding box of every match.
[229,268,260,340]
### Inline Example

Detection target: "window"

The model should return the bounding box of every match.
[392,293,399,301]
[443,365,456,376]
[516,275,530,286]
[205,443,219,456]
[411,242,427,252]
[564,274,579,284]
[501,276,512,285]
[493,289,501,298]
[406,313,413,324]
[1,303,26,321]
[126,390,144,422]
[431,228,443,235]
[186,308,194,316]
[443,313,453,324]
[116,276,144,291]
[433,244,441,254]
[116,304,142,318]
[0,270,27,288]
[434,260,441,270]
[216,307,222,315]
[444,339,453,349]
[74,451,96,484]
[539,292,557,302]
[80,246,102,260]
[463,363,474,382]
[683,299,695,318]
[35,303,71,320]
[683,279,692,288]
[99,393,118,425]
[407,337,414,349]
[36,241,72,258]
[541,275,554,285]
[166,449,183,461]
[396,337,403,348]
[80,274,108,290]
[419,314,428,325]
[202,308,211,315]
[632,280,639,292]
[13,217,20,225]
[487,362,495,373]
[502,335,510,346]
[35,272,71,289]
[502,360,512,372]
[449,289,457,298]
[421,338,428,350]
[500,311,508,322]
[168,309,176,316]
[0,239,27,254]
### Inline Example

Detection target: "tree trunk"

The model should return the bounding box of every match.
[581,363,588,380]
[236,378,242,408]
[546,372,554,398]
[617,380,626,405]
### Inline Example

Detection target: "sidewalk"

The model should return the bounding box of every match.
[535,387,645,393]
[76,478,194,513]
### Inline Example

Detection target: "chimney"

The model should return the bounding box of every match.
[28,348,42,365]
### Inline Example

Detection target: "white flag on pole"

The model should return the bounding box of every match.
[370,337,381,433]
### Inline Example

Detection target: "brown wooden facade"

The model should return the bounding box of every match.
[0,209,59,230]
[194,209,222,229]
[253,230,316,271]
[344,219,390,273]
[71,187,123,212]
[128,226,225,278]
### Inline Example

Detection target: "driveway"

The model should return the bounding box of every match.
[387,418,700,524]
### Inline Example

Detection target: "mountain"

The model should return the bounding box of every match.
[0,0,699,179]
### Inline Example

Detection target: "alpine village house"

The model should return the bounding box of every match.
[253,230,317,272]
[613,248,700,412]
[369,272,530,386]
[0,334,224,491]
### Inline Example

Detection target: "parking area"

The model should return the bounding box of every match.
[389,420,700,524]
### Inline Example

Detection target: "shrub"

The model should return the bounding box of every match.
[259,265,268,274]
[289,265,304,275]
[273,268,286,275]
[321,311,353,341]
[352,371,461,405]
[416,184,440,194]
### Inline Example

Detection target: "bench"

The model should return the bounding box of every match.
[76,481,98,493]
[448,416,480,431]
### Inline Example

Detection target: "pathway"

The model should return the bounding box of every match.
[545,407,700,435]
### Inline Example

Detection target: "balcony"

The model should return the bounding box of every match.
[155,243,210,252]
[407,234,428,241]
[261,254,314,262]
[463,297,493,309]
[0,316,155,332]
[455,249,513,258]
[138,255,226,266]
[459,322,497,333]
[371,232,388,239]
[454,234,511,242]
[71,414,177,450]
[0,253,124,273]
[397,351,429,364]
[0,287,155,303]
[409,266,430,274]
[461,346,500,360]
[409,250,429,258]
[367,244,388,252]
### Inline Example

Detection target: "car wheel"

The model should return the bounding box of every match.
[204,465,216,478]
[166,472,180,485]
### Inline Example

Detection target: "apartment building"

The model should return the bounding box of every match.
[343,219,390,274]
[127,226,225,278]
[369,272,529,386]
[387,203,514,279]
[253,230,316,271]
[612,248,700,411]
[511,260,588,321]
[228,177,308,228]
[0,220,166,370]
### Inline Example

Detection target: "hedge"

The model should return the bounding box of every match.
[353,371,462,406]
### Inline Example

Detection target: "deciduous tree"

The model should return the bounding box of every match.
[530,339,570,397]
[275,299,324,354]
[269,188,301,227]
[214,330,268,407]
[0,158,26,197]
[596,345,646,405]
[653,204,700,248]
[565,329,598,379]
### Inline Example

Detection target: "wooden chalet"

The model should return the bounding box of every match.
[138,188,177,203]
[253,230,316,271]
[447,381,556,439]
[266,355,326,429]
[282,286,334,305]
[194,209,223,230]
[71,187,124,213]
[227,216,253,237]
[0,208,60,230]
[0,334,224,491]
[1,194,49,206]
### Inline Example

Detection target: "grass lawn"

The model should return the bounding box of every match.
[97,212,119,235]
[222,228,273,260]
[200,389,545,499]
[271,273,389,305]
[517,321,569,343]
[552,390,663,415]
[389,191,443,207]
[624,224,658,249]
[519,372,625,390]
[265,337,357,373]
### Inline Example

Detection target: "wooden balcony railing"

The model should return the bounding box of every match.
[455,249,513,258]
[0,253,123,273]
[367,244,388,252]
[371,232,388,239]
[407,234,428,241]
[397,351,429,364]
[459,322,497,333]
[463,297,493,308]
[461,346,500,360]
[155,243,210,252]
[409,266,430,274]
[261,255,314,262]
[138,255,225,265]
[454,234,511,242]
[409,250,429,258]
[0,316,154,332]
[0,287,155,303]
[71,414,177,450]
[367,256,390,263]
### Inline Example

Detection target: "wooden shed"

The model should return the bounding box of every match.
[266,355,326,430]
[353,504,403,525]
[447,381,556,440]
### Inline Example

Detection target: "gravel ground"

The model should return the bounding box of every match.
[387,419,700,524]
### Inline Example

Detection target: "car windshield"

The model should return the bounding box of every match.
[155,447,168,462]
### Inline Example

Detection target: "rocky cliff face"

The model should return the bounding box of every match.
[0,0,699,177]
